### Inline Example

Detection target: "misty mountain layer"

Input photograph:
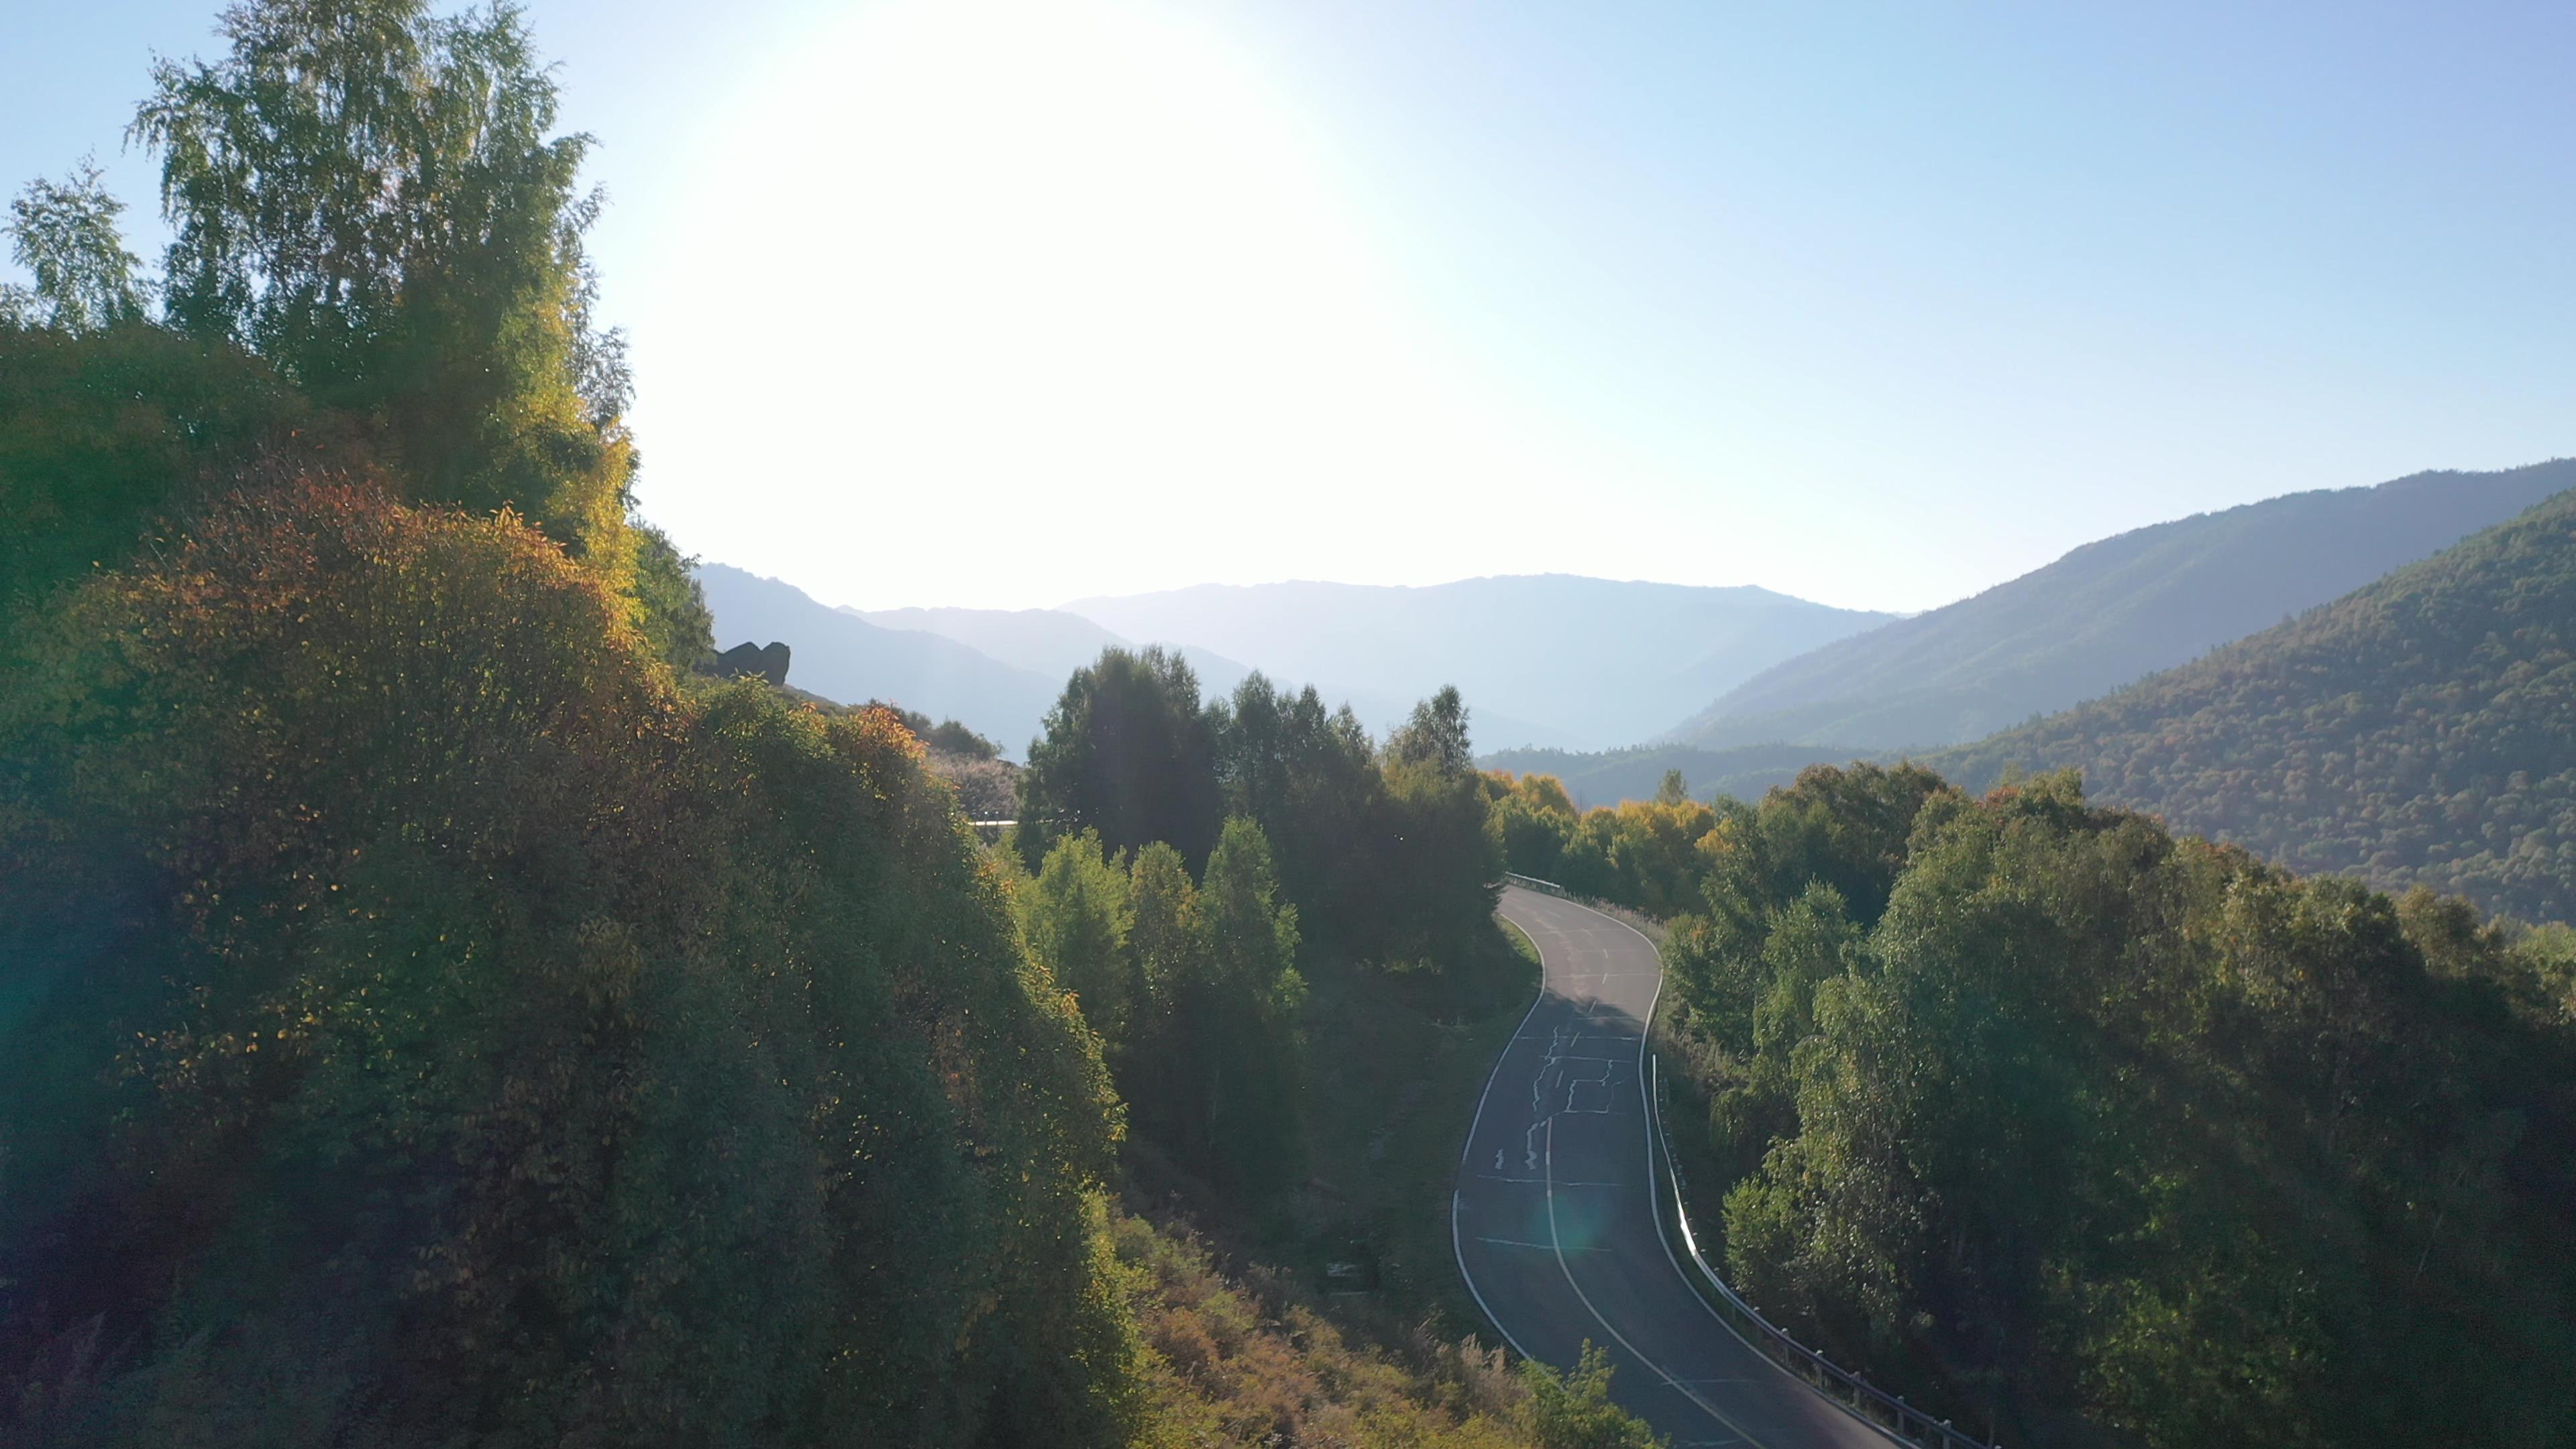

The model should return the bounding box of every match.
[1061,574,1893,752]
[844,604,1132,683]
[698,565,1060,753]
[708,571,1455,757]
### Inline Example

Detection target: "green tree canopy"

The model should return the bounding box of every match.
[0,323,321,616]
[1018,645,1222,871]
[132,0,636,570]
[0,478,1144,1444]
[1110,822,1308,1201]
[1210,672,1389,954]
[1193,818,1308,1198]
[628,514,715,672]
[1376,686,1503,963]
[1672,767,2576,1447]
[1387,683,1476,776]
[1024,828,1140,1053]
[1517,1344,1666,1449]
[5,158,149,332]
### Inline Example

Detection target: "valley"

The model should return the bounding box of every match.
[7,4,2570,1448]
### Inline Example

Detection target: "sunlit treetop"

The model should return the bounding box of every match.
[2,156,149,333]
[128,0,635,559]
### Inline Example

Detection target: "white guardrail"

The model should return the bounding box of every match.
[1501,872,2004,1449]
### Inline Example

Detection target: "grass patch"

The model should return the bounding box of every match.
[1279,920,1540,1344]
[1112,1208,1533,1448]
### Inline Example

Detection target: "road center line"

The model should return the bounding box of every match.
[1548,1086,1774,1448]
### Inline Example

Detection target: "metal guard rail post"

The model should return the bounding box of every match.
[1499,871,2002,1449]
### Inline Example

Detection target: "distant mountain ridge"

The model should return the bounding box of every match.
[845,604,1129,682]
[845,604,1263,717]
[697,566,1061,755]
[703,570,1567,758]
[1927,482,2576,925]
[1668,459,2576,751]
[1061,574,1894,751]
[1478,743,1851,812]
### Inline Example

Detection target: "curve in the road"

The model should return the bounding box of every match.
[1454,885,1897,1449]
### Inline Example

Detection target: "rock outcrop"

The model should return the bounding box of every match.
[709,639,790,687]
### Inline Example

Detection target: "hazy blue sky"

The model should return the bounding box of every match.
[10,1,2571,613]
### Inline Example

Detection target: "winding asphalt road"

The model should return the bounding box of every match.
[1453,886,1892,1449]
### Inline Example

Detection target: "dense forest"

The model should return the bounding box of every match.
[0,5,1651,1446]
[1669,460,2576,752]
[1493,762,2576,1446]
[1017,659,1502,971]
[0,2,1131,1438]
[13,6,2573,1449]
[1930,484,2576,926]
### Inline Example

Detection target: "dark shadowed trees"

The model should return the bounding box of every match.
[1018,645,1222,871]
[1121,839,1207,1163]
[1194,818,1309,1198]
[1376,686,1505,964]
[1028,824,1307,1203]
[1210,672,1388,955]
[1025,660,1505,976]
[1387,684,1476,775]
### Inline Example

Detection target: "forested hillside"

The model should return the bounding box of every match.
[1063,574,1894,751]
[1652,766,2576,1448]
[0,5,1642,1446]
[1670,460,2576,751]
[1931,485,2576,925]
[4,479,1155,1442]
[0,3,1139,1438]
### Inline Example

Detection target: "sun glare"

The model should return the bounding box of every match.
[636,0,1548,609]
